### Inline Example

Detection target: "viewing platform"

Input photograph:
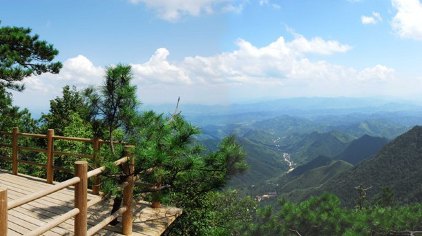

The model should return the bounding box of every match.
[0,128,182,235]
[0,171,182,235]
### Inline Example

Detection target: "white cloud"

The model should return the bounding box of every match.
[259,0,281,9]
[287,35,351,55]
[131,48,191,84]
[361,12,382,25]
[128,0,241,21]
[16,34,402,108]
[22,55,104,95]
[392,0,422,40]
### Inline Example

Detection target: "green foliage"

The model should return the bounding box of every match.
[53,112,94,180]
[131,110,248,235]
[314,126,422,206]
[336,134,388,165]
[245,194,422,236]
[40,85,91,135]
[85,64,138,154]
[0,23,62,91]
[168,190,256,236]
[0,87,38,132]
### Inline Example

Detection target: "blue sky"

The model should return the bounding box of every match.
[2,0,422,110]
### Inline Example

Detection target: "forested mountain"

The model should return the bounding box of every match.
[228,136,288,186]
[277,160,353,199]
[314,126,422,206]
[289,155,333,177]
[200,113,411,189]
[335,134,389,165]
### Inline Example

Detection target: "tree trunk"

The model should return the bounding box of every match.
[109,196,122,225]
[109,128,115,154]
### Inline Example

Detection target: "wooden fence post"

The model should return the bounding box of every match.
[122,145,135,235]
[46,129,54,184]
[75,161,88,236]
[12,127,19,175]
[0,187,7,235]
[92,137,100,195]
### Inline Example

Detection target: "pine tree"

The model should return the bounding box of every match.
[0,22,62,91]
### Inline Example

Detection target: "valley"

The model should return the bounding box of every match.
[179,98,422,205]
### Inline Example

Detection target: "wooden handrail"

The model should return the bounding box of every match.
[26,208,80,236]
[87,207,127,236]
[11,127,18,175]
[8,176,80,209]
[18,146,48,153]
[87,156,130,178]
[54,135,93,143]
[2,151,135,235]
[1,128,136,235]
[0,187,7,233]
[0,127,130,184]
[75,161,88,236]
[18,160,46,167]
[47,129,54,183]
[19,133,47,138]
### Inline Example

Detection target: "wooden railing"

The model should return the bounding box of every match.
[0,127,126,194]
[0,147,135,236]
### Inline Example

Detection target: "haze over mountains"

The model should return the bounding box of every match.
[150,97,422,205]
[32,96,422,205]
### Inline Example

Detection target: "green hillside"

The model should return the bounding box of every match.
[334,119,409,139]
[289,131,349,164]
[228,137,288,187]
[278,160,353,198]
[289,155,333,177]
[336,134,389,165]
[316,126,422,206]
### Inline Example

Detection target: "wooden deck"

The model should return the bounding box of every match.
[0,171,182,236]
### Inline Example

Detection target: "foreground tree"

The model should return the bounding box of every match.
[0,22,62,91]
[40,85,91,135]
[0,87,37,132]
[133,111,248,234]
[245,194,422,236]
[85,64,138,153]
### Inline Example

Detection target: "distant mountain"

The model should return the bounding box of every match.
[279,160,353,198]
[251,115,326,137]
[289,131,349,164]
[333,119,409,139]
[198,113,412,192]
[228,137,288,187]
[289,155,332,177]
[335,135,389,165]
[249,160,353,201]
[315,126,422,206]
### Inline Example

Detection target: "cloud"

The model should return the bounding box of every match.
[258,0,281,9]
[392,0,422,40]
[131,48,191,84]
[128,0,242,21]
[16,34,400,108]
[361,12,382,25]
[22,55,104,95]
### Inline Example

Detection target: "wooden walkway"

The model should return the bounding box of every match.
[0,171,182,235]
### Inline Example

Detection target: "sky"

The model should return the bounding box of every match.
[2,0,422,111]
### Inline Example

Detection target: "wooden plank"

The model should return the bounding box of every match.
[10,208,70,235]
[0,173,75,198]
[7,228,21,236]
[1,171,182,236]
[0,179,75,205]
